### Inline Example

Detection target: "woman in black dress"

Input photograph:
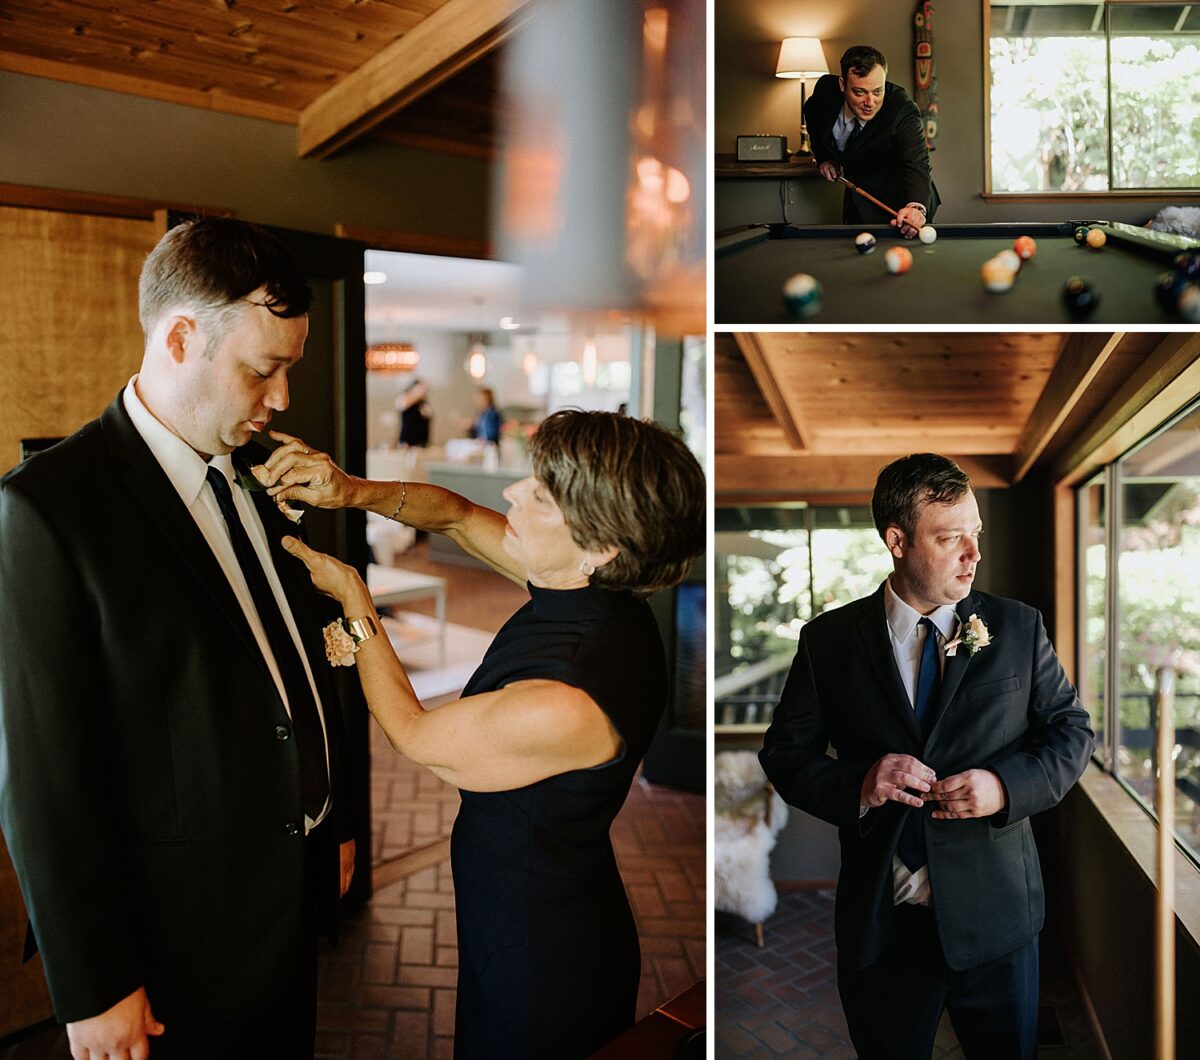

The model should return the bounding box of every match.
[261,410,704,1058]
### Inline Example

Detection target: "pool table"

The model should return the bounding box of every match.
[715,221,1198,324]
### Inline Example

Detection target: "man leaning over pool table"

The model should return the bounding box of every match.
[805,44,940,240]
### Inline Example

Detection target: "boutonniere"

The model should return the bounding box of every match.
[944,613,992,657]
[234,463,304,524]
[323,620,358,667]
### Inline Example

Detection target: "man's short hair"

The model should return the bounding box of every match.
[138,217,312,349]
[840,45,887,81]
[872,453,972,541]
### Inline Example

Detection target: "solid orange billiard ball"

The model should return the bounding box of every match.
[1014,236,1037,260]
[1086,228,1107,249]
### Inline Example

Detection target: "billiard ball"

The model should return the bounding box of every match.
[1155,270,1189,310]
[854,232,877,254]
[782,272,824,317]
[995,249,1022,274]
[1062,276,1099,318]
[1178,283,1200,323]
[1014,236,1037,260]
[886,247,913,274]
[1073,225,1091,246]
[1173,250,1200,280]
[981,258,1016,293]
[918,225,937,245]
[1086,228,1107,249]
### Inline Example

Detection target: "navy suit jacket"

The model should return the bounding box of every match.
[760,584,1092,972]
[0,392,351,1025]
[804,74,941,223]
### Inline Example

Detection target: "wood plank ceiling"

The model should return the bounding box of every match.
[715,331,1164,499]
[0,0,525,159]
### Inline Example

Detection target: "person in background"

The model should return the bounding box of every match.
[472,387,501,444]
[259,410,706,1058]
[397,377,432,448]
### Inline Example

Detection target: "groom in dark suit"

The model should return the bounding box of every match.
[0,218,355,1059]
[804,45,940,238]
[761,453,1092,1059]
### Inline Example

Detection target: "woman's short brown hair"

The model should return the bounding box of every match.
[528,410,705,594]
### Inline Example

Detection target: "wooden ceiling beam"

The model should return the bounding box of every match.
[715,454,1013,494]
[733,333,809,451]
[1011,332,1121,484]
[297,0,532,159]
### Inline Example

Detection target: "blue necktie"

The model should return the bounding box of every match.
[897,617,941,872]
[207,467,329,820]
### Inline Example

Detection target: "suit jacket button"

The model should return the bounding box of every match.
[275,725,291,741]
[284,821,302,837]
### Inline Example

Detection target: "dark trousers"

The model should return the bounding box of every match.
[150,828,326,1059]
[837,903,1039,1060]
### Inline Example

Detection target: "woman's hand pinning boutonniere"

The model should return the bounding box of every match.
[944,613,992,657]
[323,620,358,667]
[236,464,304,523]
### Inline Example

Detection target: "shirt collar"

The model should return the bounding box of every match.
[123,375,234,508]
[884,577,958,644]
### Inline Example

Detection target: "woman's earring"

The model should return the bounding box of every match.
[579,559,595,577]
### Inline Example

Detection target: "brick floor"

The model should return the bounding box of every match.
[312,722,706,1058]
[715,889,1103,1059]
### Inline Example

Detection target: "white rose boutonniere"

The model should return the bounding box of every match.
[323,620,358,667]
[944,613,992,657]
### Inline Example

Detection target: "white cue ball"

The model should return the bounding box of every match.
[995,249,1022,274]
[918,225,937,244]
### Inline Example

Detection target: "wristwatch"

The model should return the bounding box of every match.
[344,615,379,645]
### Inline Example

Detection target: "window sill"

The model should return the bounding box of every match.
[1077,761,1200,946]
[982,191,1200,204]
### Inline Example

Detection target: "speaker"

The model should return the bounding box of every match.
[736,135,787,162]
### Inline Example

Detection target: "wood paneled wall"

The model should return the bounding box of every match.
[0,206,158,473]
[0,205,157,1036]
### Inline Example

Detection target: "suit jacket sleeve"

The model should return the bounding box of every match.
[804,74,842,167]
[890,95,937,215]
[759,626,871,830]
[988,609,1094,825]
[0,481,144,1022]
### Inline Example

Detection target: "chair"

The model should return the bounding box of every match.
[714,750,788,946]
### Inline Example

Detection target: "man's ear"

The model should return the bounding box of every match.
[163,314,198,364]
[885,525,906,560]
[838,76,845,94]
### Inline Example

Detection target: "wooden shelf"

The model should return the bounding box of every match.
[715,153,819,179]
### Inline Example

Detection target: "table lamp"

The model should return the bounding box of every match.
[775,37,829,156]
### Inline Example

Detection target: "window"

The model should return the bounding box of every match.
[1078,399,1200,862]
[988,2,1200,192]
[715,506,893,727]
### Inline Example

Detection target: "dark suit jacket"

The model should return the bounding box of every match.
[0,392,351,1026]
[804,74,941,224]
[760,585,1092,972]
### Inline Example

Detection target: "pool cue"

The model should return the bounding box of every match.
[837,175,899,219]
[1155,666,1176,1060]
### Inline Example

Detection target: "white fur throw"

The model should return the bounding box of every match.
[714,752,788,924]
[1149,207,1200,239]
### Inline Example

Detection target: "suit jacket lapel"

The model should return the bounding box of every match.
[927,594,981,742]
[102,395,266,663]
[857,584,922,742]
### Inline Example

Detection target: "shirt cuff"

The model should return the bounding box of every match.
[903,203,927,214]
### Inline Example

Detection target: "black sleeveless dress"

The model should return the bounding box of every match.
[451,582,667,1059]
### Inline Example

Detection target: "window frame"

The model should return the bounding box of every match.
[1074,396,1200,868]
[982,0,1200,200]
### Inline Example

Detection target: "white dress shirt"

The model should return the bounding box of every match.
[882,578,958,906]
[124,378,330,829]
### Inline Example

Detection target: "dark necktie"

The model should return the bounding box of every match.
[206,466,329,820]
[846,120,864,151]
[897,617,942,872]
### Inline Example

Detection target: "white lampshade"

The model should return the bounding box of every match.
[775,37,828,79]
